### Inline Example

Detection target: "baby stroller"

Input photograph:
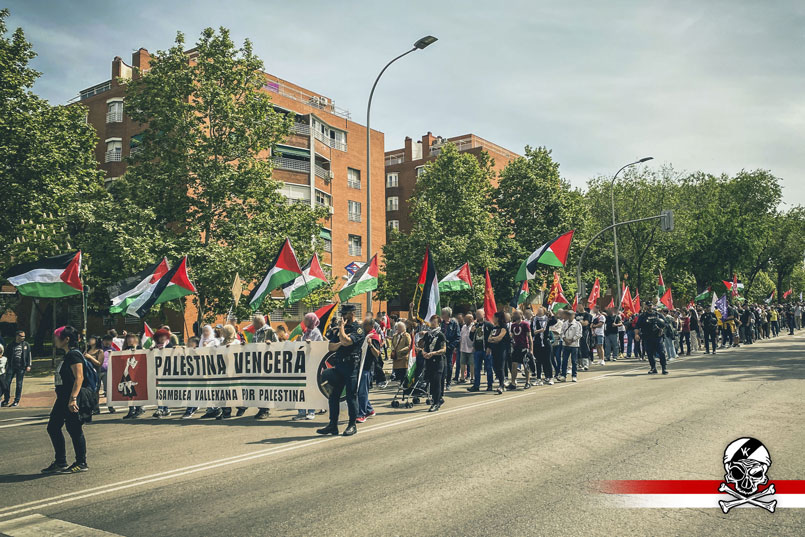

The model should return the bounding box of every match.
[391,353,429,408]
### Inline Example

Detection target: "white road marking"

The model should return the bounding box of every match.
[0,337,788,519]
[0,514,123,536]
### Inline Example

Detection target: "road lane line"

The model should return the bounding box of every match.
[0,339,776,519]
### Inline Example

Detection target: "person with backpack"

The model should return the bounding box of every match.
[635,304,668,375]
[42,326,93,474]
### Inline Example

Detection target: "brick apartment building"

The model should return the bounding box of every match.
[384,132,520,234]
[75,47,385,336]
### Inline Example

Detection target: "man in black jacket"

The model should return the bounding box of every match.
[3,331,32,407]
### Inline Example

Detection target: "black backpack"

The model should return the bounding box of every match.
[704,314,718,329]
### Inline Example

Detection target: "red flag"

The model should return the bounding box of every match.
[633,291,641,313]
[483,269,497,321]
[783,288,793,300]
[587,277,601,307]
[606,297,614,310]
[722,280,733,291]
[621,284,634,315]
[546,272,561,305]
[571,293,578,312]
[660,287,674,310]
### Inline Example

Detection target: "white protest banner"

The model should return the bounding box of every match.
[107,341,332,410]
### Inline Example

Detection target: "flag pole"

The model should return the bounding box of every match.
[468,261,478,316]
[179,298,190,344]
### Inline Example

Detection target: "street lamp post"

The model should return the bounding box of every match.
[364,35,437,311]
[611,156,653,310]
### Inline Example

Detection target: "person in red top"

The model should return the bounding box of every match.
[507,310,533,390]
[680,310,692,356]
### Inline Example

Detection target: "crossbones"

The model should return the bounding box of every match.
[718,483,776,513]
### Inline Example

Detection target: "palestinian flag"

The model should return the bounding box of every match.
[281,253,328,305]
[657,271,666,299]
[510,280,529,307]
[289,303,337,341]
[633,291,641,313]
[516,230,575,282]
[141,322,155,349]
[587,277,601,308]
[126,256,196,318]
[483,269,497,321]
[248,239,302,311]
[694,288,711,302]
[338,254,378,302]
[439,262,472,293]
[242,316,268,343]
[550,289,569,312]
[416,248,441,322]
[621,285,634,315]
[660,287,674,310]
[109,258,169,314]
[3,251,83,298]
[764,290,775,304]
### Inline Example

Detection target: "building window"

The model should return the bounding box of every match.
[386,172,399,188]
[315,190,332,208]
[386,196,399,212]
[347,168,361,189]
[415,166,426,177]
[105,139,122,162]
[388,220,400,231]
[106,100,123,123]
[348,235,362,257]
[279,183,311,205]
[323,238,332,252]
[348,200,361,222]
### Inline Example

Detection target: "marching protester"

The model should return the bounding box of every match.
[508,310,532,389]
[559,309,582,382]
[2,330,31,407]
[701,306,719,354]
[317,303,364,436]
[576,307,593,370]
[99,335,116,414]
[441,308,460,393]
[151,328,174,418]
[531,306,554,385]
[679,309,692,356]
[422,314,447,411]
[390,321,412,384]
[216,324,241,420]
[487,311,509,394]
[0,337,7,405]
[121,332,145,419]
[549,310,565,379]
[457,313,474,384]
[251,314,277,421]
[604,306,621,362]
[357,321,382,421]
[468,309,493,392]
[83,335,104,415]
[591,306,606,366]
[42,326,90,474]
[294,312,324,421]
[636,304,668,374]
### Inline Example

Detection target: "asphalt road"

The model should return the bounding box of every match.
[0,333,803,536]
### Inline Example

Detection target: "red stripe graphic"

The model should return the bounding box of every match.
[597,480,805,495]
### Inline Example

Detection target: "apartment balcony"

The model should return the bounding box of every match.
[105,150,122,163]
[106,110,123,123]
[273,156,310,174]
[314,163,333,181]
[313,129,347,152]
[385,154,404,166]
[290,122,310,136]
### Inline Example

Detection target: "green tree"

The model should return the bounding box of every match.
[492,146,586,303]
[0,9,109,316]
[382,143,500,310]
[114,27,326,325]
[768,206,805,294]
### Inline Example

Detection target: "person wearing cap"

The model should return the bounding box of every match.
[151,328,174,418]
[317,303,365,436]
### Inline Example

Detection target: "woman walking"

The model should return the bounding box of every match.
[83,335,104,415]
[42,326,90,474]
[294,313,323,421]
[487,311,509,394]
[390,321,412,384]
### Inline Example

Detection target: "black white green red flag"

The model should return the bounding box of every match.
[515,230,575,282]
[439,262,472,293]
[281,253,328,305]
[288,303,337,341]
[109,258,169,314]
[510,280,529,307]
[248,239,303,311]
[416,248,441,322]
[3,251,83,298]
[338,254,378,302]
[126,256,196,318]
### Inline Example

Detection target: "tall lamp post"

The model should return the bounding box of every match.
[611,156,653,309]
[365,35,437,311]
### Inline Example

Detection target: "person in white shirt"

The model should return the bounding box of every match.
[549,312,565,381]
[458,313,475,383]
[559,310,583,382]
[591,306,606,366]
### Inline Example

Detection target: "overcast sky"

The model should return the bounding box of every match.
[6,0,804,205]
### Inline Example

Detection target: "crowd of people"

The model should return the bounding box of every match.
[2,297,802,475]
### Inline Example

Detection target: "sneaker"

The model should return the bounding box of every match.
[199,409,220,419]
[216,410,232,420]
[60,462,89,474]
[662,370,669,375]
[571,376,578,383]
[236,407,247,417]
[181,410,195,420]
[496,387,504,394]
[292,414,308,421]
[467,386,480,392]
[648,369,658,374]
[355,416,367,423]
[583,366,589,371]
[0,401,8,407]
[506,383,517,391]
[444,385,451,392]
[10,401,19,407]
[366,410,376,418]
[107,407,116,414]
[533,379,543,386]
[152,410,163,419]
[428,405,437,412]
[133,408,145,418]
[41,461,69,474]
[122,409,136,420]
[546,378,555,385]
[557,376,566,383]
[486,386,494,392]
[380,381,390,389]
[254,409,270,420]
[303,413,315,420]
[524,383,532,389]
